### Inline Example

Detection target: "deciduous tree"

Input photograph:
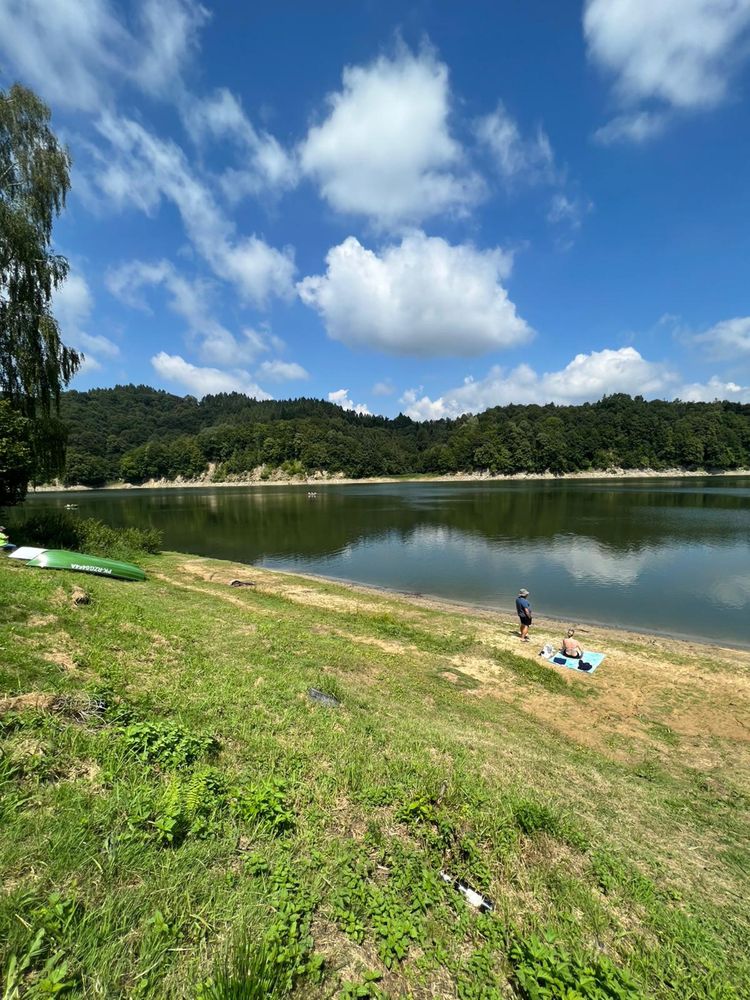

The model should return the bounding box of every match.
[0,83,80,502]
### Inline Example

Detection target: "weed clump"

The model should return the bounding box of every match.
[1,889,80,998]
[511,799,561,837]
[8,510,161,560]
[510,933,642,1000]
[330,840,456,970]
[123,771,295,848]
[197,938,289,999]
[199,861,324,997]
[119,718,219,768]
[339,971,387,999]
[233,778,295,834]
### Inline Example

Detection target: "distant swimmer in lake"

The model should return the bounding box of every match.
[515,588,532,642]
[561,628,583,659]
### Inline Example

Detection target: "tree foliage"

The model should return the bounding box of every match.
[54,386,750,486]
[0,399,32,506]
[0,83,79,501]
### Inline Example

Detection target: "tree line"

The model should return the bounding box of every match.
[55,385,750,486]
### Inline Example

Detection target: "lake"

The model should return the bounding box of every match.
[24,477,750,648]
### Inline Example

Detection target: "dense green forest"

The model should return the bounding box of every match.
[51,385,750,486]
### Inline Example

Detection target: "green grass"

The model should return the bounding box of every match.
[1,552,748,998]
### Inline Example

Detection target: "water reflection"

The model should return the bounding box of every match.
[24,478,750,646]
[713,575,750,609]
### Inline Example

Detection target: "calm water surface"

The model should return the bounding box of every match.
[26,478,750,647]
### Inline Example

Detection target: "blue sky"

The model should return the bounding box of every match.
[1,0,750,418]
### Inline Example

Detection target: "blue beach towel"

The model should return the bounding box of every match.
[545,651,605,674]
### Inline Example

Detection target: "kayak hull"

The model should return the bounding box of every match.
[25,549,146,582]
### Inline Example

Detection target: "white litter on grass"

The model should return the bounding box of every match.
[439,870,494,912]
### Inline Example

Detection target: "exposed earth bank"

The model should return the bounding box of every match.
[32,465,750,491]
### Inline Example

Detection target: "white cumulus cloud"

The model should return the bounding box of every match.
[677,376,750,402]
[400,347,678,420]
[585,0,750,141]
[299,47,482,228]
[298,232,531,358]
[328,389,371,415]
[151,352,271,399]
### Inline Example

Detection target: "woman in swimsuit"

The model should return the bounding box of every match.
[561,628,583,659]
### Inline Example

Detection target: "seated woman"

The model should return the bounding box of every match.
[561,628,583,659]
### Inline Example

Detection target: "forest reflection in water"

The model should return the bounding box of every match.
[26,477,750,647]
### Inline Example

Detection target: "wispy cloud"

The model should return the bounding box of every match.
[691,316,750,358]
[107,258,283,367]
[475,102,555,185]
[183,87,298,200]
[52,269,120,369]
[91,116,296,306]
[151,352,271,399]
[257,360,309,381]
[585,0,750,143]
[0,0,207,112]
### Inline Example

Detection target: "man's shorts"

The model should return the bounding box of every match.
[519,616,532,626]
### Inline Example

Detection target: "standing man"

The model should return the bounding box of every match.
[516,588,532,642]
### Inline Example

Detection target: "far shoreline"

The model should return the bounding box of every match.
[29,466,750,493]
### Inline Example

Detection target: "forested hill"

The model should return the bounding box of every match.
[56,384,750,486]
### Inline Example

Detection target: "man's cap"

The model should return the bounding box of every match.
[518,588,529,597]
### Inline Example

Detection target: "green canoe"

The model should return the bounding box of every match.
[25,549,146,582]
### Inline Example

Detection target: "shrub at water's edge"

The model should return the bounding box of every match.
[7,510,161,561]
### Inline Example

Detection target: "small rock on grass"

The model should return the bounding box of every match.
[71,586,90,606]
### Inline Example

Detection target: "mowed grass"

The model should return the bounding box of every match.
[1,553,748,999]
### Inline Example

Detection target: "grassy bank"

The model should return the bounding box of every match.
[1,553,749,998]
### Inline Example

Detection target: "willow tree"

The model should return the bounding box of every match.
[0,83,80,503]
